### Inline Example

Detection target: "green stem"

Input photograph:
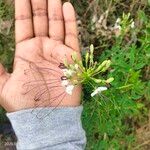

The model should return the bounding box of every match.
[117,84,133,90]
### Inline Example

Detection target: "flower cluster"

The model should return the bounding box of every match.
[113,13,135,37]
[60,45,114,97]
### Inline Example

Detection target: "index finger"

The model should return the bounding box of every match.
[15,0,33,43]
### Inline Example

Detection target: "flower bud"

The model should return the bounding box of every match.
[105,60,111,68]
[90,44,94,54]
[85,52,89,66]
[92,78,102,83]
[105,77,114,83]
[101,60,111,72]
[95,60,111,73]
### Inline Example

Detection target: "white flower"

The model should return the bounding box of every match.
[66,85,75,95]
[113,24,122,37]
[62,69,75,77]
[91,86,108,97]
[114,24,121,30]
[131,21,135,29]
[61,80,69,87]
[62,69,68,75]
[114,18,121,31]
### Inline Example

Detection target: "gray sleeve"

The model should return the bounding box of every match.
[6,106,86,150]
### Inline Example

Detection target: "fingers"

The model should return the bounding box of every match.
[31,0,48,36]
[0,64,9,97]
[63,2,80,52]
[15,0,33,43]
[48,0,64,42]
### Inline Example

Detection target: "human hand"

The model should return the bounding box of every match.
[0,0,81,113]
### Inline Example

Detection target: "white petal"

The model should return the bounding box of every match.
[66,85,74,95]
[114,24,121,30]
[91,86,108,97]
[97,87,108,92]
[91,91,98,97]
[61,80,69,86]
[62,69,68,76]
[64,69,74,77]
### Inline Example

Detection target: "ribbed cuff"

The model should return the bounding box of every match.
[6,106,86,150]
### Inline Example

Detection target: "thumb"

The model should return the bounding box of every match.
[0,63,10,101]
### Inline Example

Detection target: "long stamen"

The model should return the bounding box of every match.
[35,93,67,119]
[33,91,66,108]
[34,85,63,101]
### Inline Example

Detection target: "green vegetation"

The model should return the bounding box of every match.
[0,0,150,149]
[0,0,14,124]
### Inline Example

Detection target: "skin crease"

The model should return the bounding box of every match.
[0,0,82,112]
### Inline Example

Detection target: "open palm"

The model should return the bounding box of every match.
[0,0,81,112]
